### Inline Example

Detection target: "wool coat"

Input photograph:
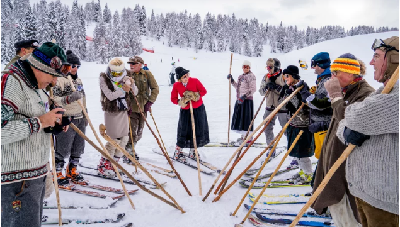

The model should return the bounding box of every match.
[127,69,159,113]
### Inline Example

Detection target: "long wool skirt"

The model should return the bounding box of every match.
[287,125,314,158]
[176,104,210,148]
[231,99,254,132]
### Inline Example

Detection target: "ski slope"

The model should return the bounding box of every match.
[11,31,399,226]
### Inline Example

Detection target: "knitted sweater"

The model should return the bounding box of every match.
[336,82,399,215]
[307,74,333,124]
[232,71,256,100]
[1,61,49,184]
[52,74,86,118]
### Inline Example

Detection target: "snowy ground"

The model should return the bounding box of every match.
[15,31,398,226]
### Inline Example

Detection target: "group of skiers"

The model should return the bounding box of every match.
[226,36,399,227]
[1,35,398,227]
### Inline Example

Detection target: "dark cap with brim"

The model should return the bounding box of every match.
[14,40,39,49]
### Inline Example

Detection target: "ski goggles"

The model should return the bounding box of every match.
[243,65,250,69]
[371,38,399,52]
[110,71,124,76]
[311,58,330,68]
[266,66,273,70]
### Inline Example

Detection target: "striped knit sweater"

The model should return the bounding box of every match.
[52,74,86,118]
[336,82,399,214]
[1,60,49,184]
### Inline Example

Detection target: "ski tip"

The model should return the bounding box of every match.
[234,224,243,227]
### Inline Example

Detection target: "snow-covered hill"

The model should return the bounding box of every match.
[41,31,398,227]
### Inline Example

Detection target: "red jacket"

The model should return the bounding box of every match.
[171,77,207,110]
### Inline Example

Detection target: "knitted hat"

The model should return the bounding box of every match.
[242,60,251,67]
[66,50,81,65]
[311,52,331,69]
[266,58,281,73]
[127,56,144,64]
[175,67,189,80]
[23,42,68,77]
[108,58,125,72]
[282,65,300,79]
[381,36,399,82]
[331,53,361,75]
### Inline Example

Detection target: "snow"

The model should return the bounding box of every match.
[39,31,400,227]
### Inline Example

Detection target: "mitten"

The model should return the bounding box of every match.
[63,91,82,104]
[238,95,246,104]
[227,74,234,83]
[324,77,343,100]
[178,98,188,108]
[144,101,153,112]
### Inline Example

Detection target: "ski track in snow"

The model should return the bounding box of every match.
[6,31,396,227]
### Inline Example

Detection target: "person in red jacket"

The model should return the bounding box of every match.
[171,67,209,162]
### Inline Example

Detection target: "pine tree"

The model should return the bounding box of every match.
[20,5,37,40]
[94,0,101,22]
[1,0,15,63]
[103,3,111,23]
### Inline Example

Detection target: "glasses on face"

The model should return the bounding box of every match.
[243,65,250,69]
[71,64,80,69]
[266,66,273,70]
[331,71,338,76]
[283,74,290,78]
[129,62,139,65]
[110,71,123,76]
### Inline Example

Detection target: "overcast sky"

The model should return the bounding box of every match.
[32,0,399,30]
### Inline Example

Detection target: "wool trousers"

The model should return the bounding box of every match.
[356,197,399,227]
[1,176,46,227]
[263,109,288,144]
[329,194,362,227]
[54,118,86,169]
[129,112,146,144]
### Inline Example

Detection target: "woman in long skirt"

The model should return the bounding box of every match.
[171,67,209,162]
[227,60,257,144]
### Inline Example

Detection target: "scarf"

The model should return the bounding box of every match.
[266,69,281,79]
[342,76,363,94]
[106,67,128,111]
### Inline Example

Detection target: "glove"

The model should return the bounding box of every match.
[184,91,200,102]
[178,98,188,108]
[269,75,278,83]
[296,80,310,101]
[144,101,153,112]
[324,77,343,100]
[83,117,88,126]
[285,86,295,95]
[266,82,278,90]
[343,127,370,146]
[238,95,246,104]
[227,74,234,83]
[65,91,82,104]
[308,122,329,133]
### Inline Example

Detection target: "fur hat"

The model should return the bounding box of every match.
[66,50,81,65]
[381,36,399,82]
[175,67,190,80]
[282,65,300,79]
[23,42,68,77]
[127,56,144,64]
[108,58,125,72]
[266,58,281,73]
[331,53,361,75]
[311,52,331,69]
[242,60,251,67]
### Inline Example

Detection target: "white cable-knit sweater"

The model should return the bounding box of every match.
[337,82,399,214]
[1,63,49,184]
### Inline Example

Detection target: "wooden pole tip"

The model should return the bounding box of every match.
[99,124,106,136]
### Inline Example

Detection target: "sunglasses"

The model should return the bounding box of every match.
[266,66,273,70]
[311,58,330,68]
[110,71,123,76]
[243,65,250,69]
[128,62,139,65]
[283,74,290,78]
[71,64,80,69]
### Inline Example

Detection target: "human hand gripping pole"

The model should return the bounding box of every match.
[288,66,399,227]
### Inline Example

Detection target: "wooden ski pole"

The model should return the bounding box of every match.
[69,123,181,211]
[129,89,192,196]
[214,112,276,195]
[215,103,305,202]
[48,90,62,226]
[227,53,233,146]
[239,130,304,224]
[128,117,138,173]
[202,86,303,202]
[189,101,202,196]
[289,66,399,227]
[66,75,135,210]
[231,103,306,216]
[149,109,168,159]
[99,124,185,213]
[217,90,270,194]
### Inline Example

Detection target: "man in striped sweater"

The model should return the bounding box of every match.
[1,42,69,227]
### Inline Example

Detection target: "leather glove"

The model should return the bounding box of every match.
[343,127,370,146]
[64,91,82,104]
[227,74,234,83]
[269,75,278,83]
[308,122,329,133]
[83,117,88,126]
[144,101,153,112]
[178,98,188,108]
[324,77,343,100]
[285,86,295,95]
[266,82,278,90]
[238,95,246,104]
[296,80,310,102]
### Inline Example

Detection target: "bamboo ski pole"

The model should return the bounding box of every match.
[218,90,270,194]
[202,86,303,202]
[215,112,276,195]
[227,53,233,146]
[129,89,192,196]
[128,117,138,173]
[48,90,62,226]
[215,103,305,202]
[239,131,304,224]
[99,124,185,213]
[289,66,399,227]
[189,101,202,196]
[66,75,135,210]
[69,123,181,211]
[231,103,306,217]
